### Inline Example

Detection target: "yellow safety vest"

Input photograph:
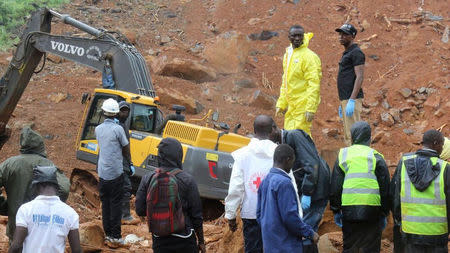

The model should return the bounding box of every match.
[400,154,448,235]
[338,144,382,206]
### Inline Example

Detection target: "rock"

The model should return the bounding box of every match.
[234,78,255,88]
[195,101,204,114]
[157,87,199,114]
[248,30,279,41]
[399,106,412,112]
[322,128,339,138]
[417,87,427,94]
[247,18,263,25]
[79,221,104,250]
[49,92,68,103]
[362,19,371,30]
[406,98,421,106]
[162,9,177,18]
[160,35,171,44]
[368,54,379,61]
[372,131,384,143]
[249,90,276,110]
[360,42,371,50]
[156,58,217,83]
[389,108,401,122]
[398,88,412,98]
[442,26,449,43]
[190,43,204,54]
[203,31,250,74]
[414,92,428,101]
[403,128,414,135]
[12,121,35,131]
[382,100,390,109]
[423,95,440,110]
[147,48,161,56]
[380,112,395,127]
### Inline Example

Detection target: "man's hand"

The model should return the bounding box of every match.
[228,219,237,232]
[312,232,320,244]
[305,112,315,122]
[275,107,286,117]
[198,242,206,253]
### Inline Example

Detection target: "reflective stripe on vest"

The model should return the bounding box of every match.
[338,145,381,206]
[400,155,448,235]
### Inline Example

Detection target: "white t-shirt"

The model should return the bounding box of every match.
[16,195,79,253]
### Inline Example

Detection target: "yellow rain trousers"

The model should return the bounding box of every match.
[276,33,322,135]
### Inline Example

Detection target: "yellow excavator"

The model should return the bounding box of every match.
[0,8,249,204]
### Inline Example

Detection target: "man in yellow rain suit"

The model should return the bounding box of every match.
[276,25,322,136]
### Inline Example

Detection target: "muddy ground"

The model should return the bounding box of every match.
[0,0,449,252]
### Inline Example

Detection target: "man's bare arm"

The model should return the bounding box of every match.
[68,229,83,253]
[8,226,27,253]
[350,64,364,99]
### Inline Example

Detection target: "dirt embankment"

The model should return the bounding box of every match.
[0,0,448,252]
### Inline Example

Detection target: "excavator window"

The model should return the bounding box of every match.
[81,94,123,140]
[130,103,157,133]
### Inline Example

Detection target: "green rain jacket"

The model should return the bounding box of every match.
[0,127,69,239]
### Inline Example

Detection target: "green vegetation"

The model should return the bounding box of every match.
[0,0,67,51]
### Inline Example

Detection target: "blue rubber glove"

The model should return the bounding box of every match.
[338,105,343,118]
[334,213,343,228]
[301,195,311,210]
[345,99,355,117]
[380,216,387,230]
[113,118,120,124]
[130,165,135,176]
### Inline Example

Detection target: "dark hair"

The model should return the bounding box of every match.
[253,115,274,136]
[290,25,304,32]
[274,144,295,164]
[422,130,444,146]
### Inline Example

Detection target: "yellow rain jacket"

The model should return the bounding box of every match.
[276,33,322,135]
[441,137,450,161]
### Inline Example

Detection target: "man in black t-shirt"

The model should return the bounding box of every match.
[335,23,365,145]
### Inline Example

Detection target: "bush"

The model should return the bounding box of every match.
[0,0,67,51]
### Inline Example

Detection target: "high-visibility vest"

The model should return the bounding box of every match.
[400,154,448,235]
[338,144,382,206]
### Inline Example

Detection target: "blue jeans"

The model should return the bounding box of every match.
[242,219,263,253]
[302,199,328,253]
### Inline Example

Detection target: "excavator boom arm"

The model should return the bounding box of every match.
[0,8,155,150]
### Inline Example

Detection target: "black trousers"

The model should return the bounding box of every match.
[121,172,132,218]
[99,174,124,239]
[242,219,263,253]
[404,243,448,253]
[152,232,198,253]
[342,219,382,253]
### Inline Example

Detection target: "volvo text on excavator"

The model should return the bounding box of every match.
[0,8,250,203]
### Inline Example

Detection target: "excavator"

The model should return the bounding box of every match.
[0,8,250,205]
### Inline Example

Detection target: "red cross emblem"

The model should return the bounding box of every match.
[253,177,262,189]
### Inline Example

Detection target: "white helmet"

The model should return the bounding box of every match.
[101,98,119,116]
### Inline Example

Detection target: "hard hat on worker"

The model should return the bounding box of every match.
[101,98,119,116]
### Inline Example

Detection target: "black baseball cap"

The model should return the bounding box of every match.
[335,23,357,36]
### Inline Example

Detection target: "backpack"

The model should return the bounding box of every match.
[146,168,185,236]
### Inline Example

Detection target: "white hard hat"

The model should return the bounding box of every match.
[101,98,119,116]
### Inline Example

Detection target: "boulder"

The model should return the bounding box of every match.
[79,221,104,250]
[157,87,202,114]
[203,31,250,74]
[389,108,401,122]
[380,112,395,127]
[423,95,440,110]
[156,58,217,83]
[234,78,256,88]
[249,90,276,110]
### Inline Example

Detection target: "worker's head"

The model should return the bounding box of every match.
[118,101,130,123]
[269,120,282,144]
[422,130,445,155]
[157,137,183,169]
[254,115,275,140]
[19,126,46,157]
[31,165,59,196]
[101,98,119,118]
[335,23,357,47]
[350,121,371,146]
[288,25,304,49]
[273,144,295,173]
